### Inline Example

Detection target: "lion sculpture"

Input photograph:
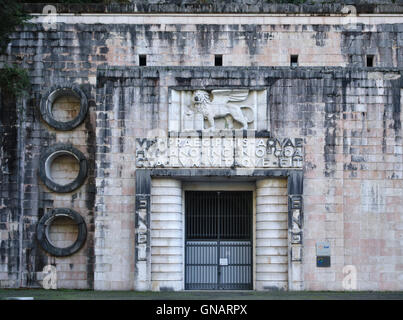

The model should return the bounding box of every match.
[189,89,254,130]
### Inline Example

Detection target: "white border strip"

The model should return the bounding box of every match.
[30,13,403,25]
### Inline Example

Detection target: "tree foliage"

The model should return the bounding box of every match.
[0,64,30,97]
[0,1,31,96]
[0,0,31,54]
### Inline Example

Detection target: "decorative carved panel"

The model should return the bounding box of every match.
[169,89,268,132]
[136,135,303,169]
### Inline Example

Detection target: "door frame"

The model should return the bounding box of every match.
[183,182,256,290]
[135,169,304,291]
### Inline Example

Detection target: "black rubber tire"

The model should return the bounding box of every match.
[40,85,88,131]
[39,143,88,193]
[36,208,87,257]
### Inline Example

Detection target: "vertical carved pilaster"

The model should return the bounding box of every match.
[134,170,151,290]
[288,171,304,290]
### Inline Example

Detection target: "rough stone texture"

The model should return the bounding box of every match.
[0,90,20,287]
[97,66,403,291]
[48,217,78,248]
[0,22,97,288]
[4,22,403,71]
[0,12,402,290]
[22,1,403,14]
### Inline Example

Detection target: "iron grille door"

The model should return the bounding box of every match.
[185,191,253,290]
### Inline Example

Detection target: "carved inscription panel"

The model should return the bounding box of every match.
[136,135,303,169]
[135,195,150,262]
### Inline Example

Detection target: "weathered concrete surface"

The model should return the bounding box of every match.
[22,1,403,14]
[9,23,403,69]
[96,66,403,291]
[0,11,402,291]
[0,91,20,287]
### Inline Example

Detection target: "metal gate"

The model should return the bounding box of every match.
[185,191,253,290]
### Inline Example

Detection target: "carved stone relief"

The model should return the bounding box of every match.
[136,135,303,169]
[169,89,268,131]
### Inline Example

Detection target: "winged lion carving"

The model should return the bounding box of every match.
[188,89,254,130]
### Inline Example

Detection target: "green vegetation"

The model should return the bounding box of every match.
[1,288,403,300]
[0,1,31,97]
[0,0,131,98]
[0,0,30,54]
[0,64,30,97]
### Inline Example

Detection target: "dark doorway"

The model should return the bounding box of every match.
[185,191,253,290]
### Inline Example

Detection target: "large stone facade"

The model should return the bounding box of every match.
[0,1,403,291]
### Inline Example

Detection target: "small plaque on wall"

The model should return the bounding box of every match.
[316,256,331,268]
[316,241,331,256]
[219,258,228,266]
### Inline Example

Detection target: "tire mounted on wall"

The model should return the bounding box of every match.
[40,85,88,131]
[39,143,88,193]
[36,208,87,257]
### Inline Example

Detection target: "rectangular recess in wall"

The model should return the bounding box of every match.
[366,55,375,67]
[215,55,223,66]
[290,55,298,67]
[139,55,147,66]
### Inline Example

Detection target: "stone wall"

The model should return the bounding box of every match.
[0,90,20,287]
[22,1,403,14]
[10,22,403,69]
[0,13,402,290]
[96,66,403,290]
[0,21,98,287]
